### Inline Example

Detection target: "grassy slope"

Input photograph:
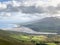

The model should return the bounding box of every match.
[0,30,60,45]
[0,30,34,45]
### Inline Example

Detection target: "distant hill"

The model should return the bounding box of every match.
[23,17,60,34]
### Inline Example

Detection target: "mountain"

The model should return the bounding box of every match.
[22,17,60,34]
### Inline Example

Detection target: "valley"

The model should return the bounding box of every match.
[0,29,60,45]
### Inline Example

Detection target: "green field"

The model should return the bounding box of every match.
[10,34,60,45]
[0,30,60,45]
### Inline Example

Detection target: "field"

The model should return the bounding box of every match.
[10,34,60,45]
[0,30,60,45]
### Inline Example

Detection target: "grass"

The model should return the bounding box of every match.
[46,43,57,45]
[10,34,60,45]
[0,30,60,45]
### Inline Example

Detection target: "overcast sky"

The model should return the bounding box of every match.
[0,0,60,23]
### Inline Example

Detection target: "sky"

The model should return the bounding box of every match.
[0,0,9,2]
[0,0,60,23]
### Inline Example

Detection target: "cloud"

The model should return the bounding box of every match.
[19,6,45,14]
[4,12,11,17]
[46,4,60,14]
[46,6,58,14]
[0,2,7,10]
[0,12,11,17]
[56,4,60,10]
[0,0,59,14]
[0,0,60,23]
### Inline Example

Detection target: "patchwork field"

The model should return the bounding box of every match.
[0,30,60,45]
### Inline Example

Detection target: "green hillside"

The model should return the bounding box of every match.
[0,29,60,45]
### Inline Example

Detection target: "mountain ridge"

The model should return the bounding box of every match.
[22,17,60,34]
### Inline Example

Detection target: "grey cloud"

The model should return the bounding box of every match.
[0,4,19,12]
[56,4,60,10]
[1,1,60,14]
[47,6,58,14]
[19,6,45,14]
[46,4,60,14]
[0,4,46,14]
